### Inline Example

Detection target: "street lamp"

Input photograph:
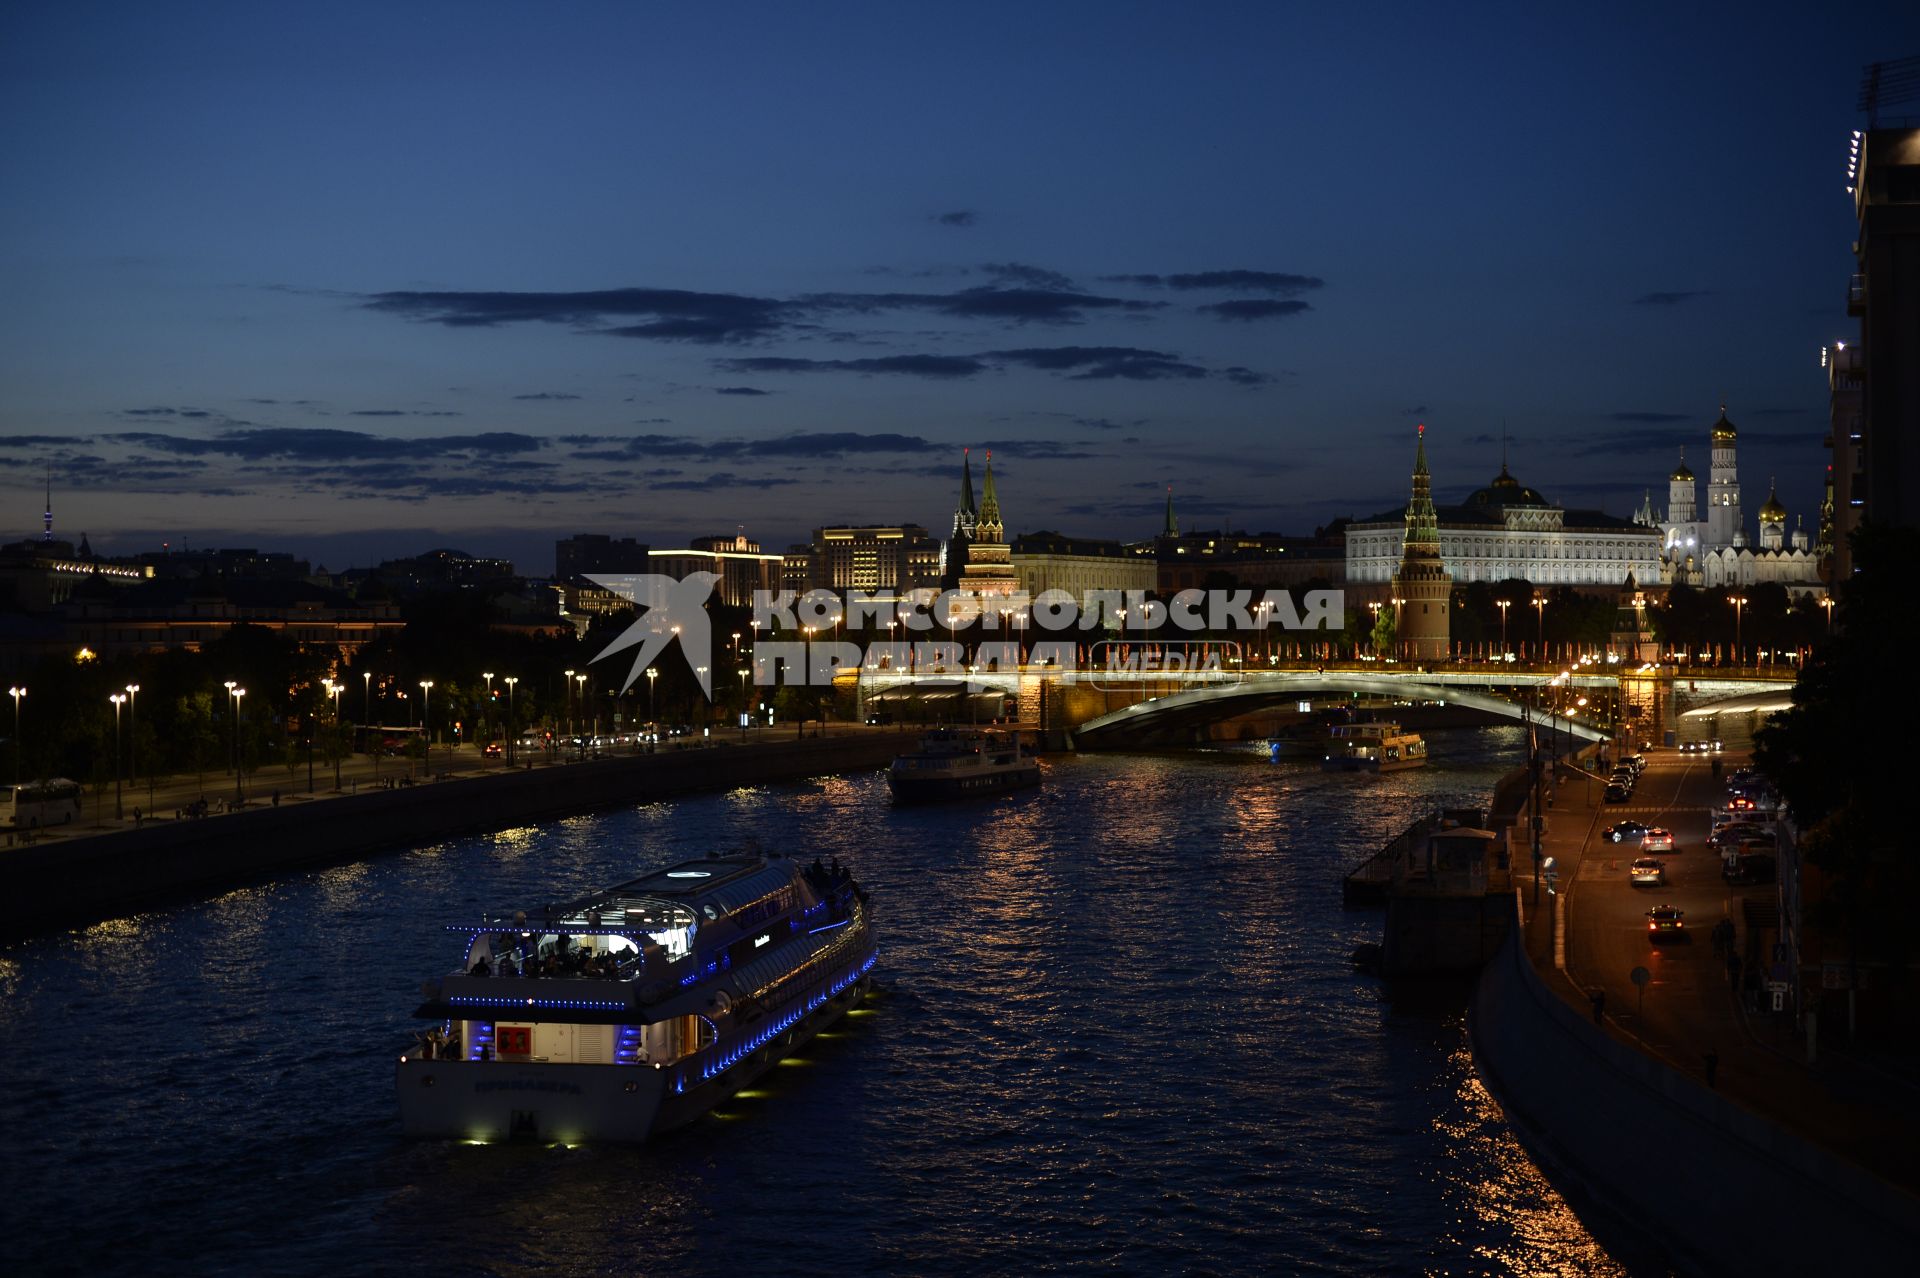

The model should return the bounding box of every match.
[564,669,575,741]
[230,687,246,804]
[575,673,588,754]
[109,693,126,820]
[503,676,518,765]
[362,670,372,726]
[737,668,750,739]
[1819,596,1834,630]
[223,681,238,777]
[646,667,658,728]
[419,680,434,775]
[325,680,343,790]
[1729,595,1748,666]
[7,685,23,791]
[1497,599,1512,659]
[123,683,142,807]
[482,672,495,762]
[1530,595,1546,659]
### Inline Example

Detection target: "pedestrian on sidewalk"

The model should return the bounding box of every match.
[1703,1048,1719,1089]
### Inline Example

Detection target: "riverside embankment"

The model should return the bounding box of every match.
[0,730,916,938]
[1471,928,1919,1273]
[1468,747,1920,1273]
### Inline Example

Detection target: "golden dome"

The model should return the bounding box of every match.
[1758,481,1787,523]
[1711,405,1737,443]
[1670,452,1694,482]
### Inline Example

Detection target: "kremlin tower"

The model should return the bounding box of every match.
[1390,425,1452,661]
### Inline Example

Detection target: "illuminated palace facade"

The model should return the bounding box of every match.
[1346,445,1661,590]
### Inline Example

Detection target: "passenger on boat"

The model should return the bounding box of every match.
[469,955,491,977]
[498,956,518,977]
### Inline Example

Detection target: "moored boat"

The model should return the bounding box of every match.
[887,726,1040,801]
[1322,722,1427,772]
[396,853,875,1143]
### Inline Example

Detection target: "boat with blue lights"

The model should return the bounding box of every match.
[887,726,1040,801]
[397,852,876,1143]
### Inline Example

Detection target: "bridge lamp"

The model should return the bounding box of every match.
[1496,599,1512,659]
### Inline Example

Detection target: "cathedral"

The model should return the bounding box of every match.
[1636,406,1825,597]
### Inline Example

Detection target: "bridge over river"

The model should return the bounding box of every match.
[853,661,1795,750]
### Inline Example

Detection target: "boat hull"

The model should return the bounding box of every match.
[398,970,873,1143]
[1320,756,1427,773]
[887,764,1041,802]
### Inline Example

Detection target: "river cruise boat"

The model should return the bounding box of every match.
[397,853,876,1143]
[1322,722,1427,773]
[887,727,1040,801]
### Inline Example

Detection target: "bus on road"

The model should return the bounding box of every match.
[2,778,83,828]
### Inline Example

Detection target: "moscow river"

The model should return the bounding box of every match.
[0,728,1630,1276]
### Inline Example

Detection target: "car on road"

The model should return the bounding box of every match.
[1640,828,1675,853]
[1709,823,1768,847]
[1603,820,1648,842]
[1630,857,1666,886]
[482,742,503,758]
[1645,905,1686,940]
[1723,853,1777,885]
[1605,783,1631,804]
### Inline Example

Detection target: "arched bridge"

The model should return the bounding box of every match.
[854,663,1793,749]
[1069,670,1613,747]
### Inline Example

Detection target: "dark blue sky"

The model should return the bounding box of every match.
[3,3,1915,572]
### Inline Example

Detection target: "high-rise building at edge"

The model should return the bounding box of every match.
[1837,113,1920,579]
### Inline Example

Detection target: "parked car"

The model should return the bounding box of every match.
[1723,853,1777,885]
[1641,828,1675,853]
[1630,857,1666,886]
[1605,784,1631,804]
[1603,820,1649,843]
[1645,905,1686,941]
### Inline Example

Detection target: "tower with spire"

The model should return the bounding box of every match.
[1390,425,1452,661]
[940,448,979,589]
[1163,485,1178,539]
[952,448,977,541]
[955,449,1019,615]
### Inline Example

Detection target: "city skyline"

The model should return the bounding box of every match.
[4,4,1916,571]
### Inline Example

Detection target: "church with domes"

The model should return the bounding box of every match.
[1634,406,1824,596]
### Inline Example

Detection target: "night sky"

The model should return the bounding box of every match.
[4,4,1916,574]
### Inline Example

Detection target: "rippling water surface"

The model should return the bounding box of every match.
[0,728,1627,1276]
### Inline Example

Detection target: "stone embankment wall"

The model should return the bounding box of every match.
[1470,929,1920,1273]
[0,733,914,938]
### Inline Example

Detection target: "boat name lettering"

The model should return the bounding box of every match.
[473,1080,585,1095]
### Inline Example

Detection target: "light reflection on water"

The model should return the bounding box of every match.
[0,727,1630,1275]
